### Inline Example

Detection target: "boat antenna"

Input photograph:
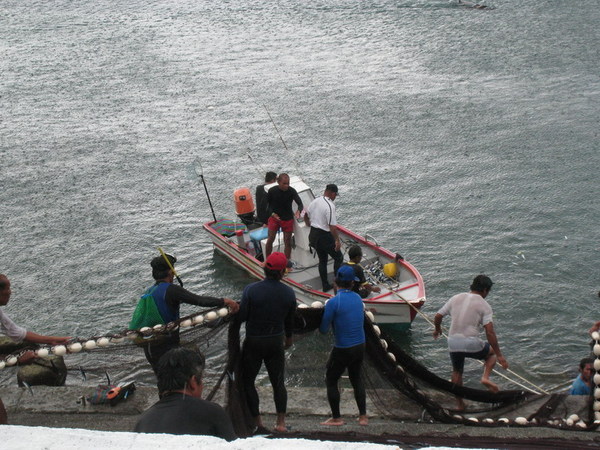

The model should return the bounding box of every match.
[158,246,183,287]
[194,158,217,223]
[263,105,302,175]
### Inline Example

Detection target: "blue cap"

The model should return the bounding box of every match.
[336,265,360,282]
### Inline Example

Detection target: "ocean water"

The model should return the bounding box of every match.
[1,0,598,391]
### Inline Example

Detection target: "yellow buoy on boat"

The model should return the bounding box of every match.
[383,263,397,278]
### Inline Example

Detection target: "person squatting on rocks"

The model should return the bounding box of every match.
[138,254,239,373]
[134,347,236,440]
[0,273,71,424]
[568,357,594,395]
[433,274,509,410]
[304,184,343,292]
[265,173,303,261]
[238,252,297,433]
[319,265,368,426]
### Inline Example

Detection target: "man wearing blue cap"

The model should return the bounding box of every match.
[319,265,368,426]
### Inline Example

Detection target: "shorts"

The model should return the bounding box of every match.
[267,216,294,232]
[449,342,490,374]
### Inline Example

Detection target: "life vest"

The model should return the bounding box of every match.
[129,282,176,329]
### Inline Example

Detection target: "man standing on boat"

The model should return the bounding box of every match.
[239,252,297,433]
[433,274,509,410]
[138,254,239,373]
[255,171,277,226]
[265,173,304,261]
[304,184,343,292]
[319,265,368,426]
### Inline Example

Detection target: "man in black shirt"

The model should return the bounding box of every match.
[255,171,277,225]
[140,254,239,372]
[265,173,303,260]
[134,348,236,440]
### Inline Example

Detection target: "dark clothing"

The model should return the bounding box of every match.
[309,227,343,290]
[144,282,224,372]
[242,335,287,416]
[266,186,303,221]
[134,392,236,441]
[325,344,367,418]
[239,278,296,418]
[343,262,369,298]
[450,342,491,373]
[239,279,296,338]
[255,184,270,224]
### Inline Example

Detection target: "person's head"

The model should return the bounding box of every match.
[263,252,287,281]
[265,171,277,183]
[324,184,339,201]
[156,347,205,397]
[348,245,363,262]
[277,173,290,191]
[470,274,494,297]
[151,254,176,281]
[579,357,594,383]
[0,274,11,306]
[335,265,359,290]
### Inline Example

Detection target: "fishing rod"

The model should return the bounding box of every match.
[246,151,267,177]
[158,246,183,287]
[262,105,302,176]
[194,158,217,223]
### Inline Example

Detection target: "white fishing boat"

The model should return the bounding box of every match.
[202,175,426,330]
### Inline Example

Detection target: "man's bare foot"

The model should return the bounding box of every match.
[455,398,466,412]
[358,415,369,425]
[274,424,288,432]
[481,378,499,393]
[320,417,345,426]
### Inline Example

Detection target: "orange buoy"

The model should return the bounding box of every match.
[234,187,255,215]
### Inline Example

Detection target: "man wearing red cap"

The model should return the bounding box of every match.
[239,252,297,433]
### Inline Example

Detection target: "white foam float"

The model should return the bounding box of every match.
[576,420,587,429]
[193,314,204,325]
[205,311,218,321]
[373,325,381,337]
[595,412,600,421]
[36,348,49,358]
[180,319,192,327]
[387,352,396,362]
[311,301,324,308]
[595,359,600,371]
[568,414,579,422]
[380,339,388,350]
[218,307,229,317]
[153,324,164,331]
[514,417,527,425]
[53,345,67,356]
[483,418,494,424]
[365,311,375,322]
[498,418,509,424]
[594,401,600,412]
[297,303,309,309]
[0,361,5,370]
[139,327,151,333]
[6,356,18,366]
[592,331,600,341]
[595,388,600,399]
[84,340,97,350]
[565,418,574,426]
[452,415,463,420]
[594,344,600,356]
[97,337,109,347]
[68,343,83,353]
[594,373,600,386]
[467,417,478,423]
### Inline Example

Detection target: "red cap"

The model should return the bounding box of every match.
[265,252,287,271]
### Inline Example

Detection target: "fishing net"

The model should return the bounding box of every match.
[1,305,598,437]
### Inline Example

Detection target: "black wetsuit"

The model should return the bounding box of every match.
[143,283,224,372]
[266,186,303,220]
[134,392,236,441]
[255,184,270,224]
[239,278,296,417]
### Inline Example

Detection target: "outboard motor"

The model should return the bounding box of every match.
[234,187,256,226]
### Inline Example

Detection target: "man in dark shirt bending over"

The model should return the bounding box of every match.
[141,254,239,372]
[239,252,297,433]
[265,173,303,260]
[134,347,236,440]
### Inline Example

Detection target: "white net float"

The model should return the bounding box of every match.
[593,344,600,356]
[576,420,587,429]
[97,337,109,347]
[153,324,164,331]
[6,356,18,366]
[514,417,528,425]
[366,311,375,322]
[498,418,509,424]
[311,301,323,308]
[592,331,600,341]
[594,373,600,386]
[180,319,192,327]
[595,359,600,371]
[467,417,478,423]
[205,311,218,321]
[84,340,97,350]
[36,348,49,358]
[298,303,309,309]
[568,414,579,422]
[387,352,396,362]
[218,307,229,317]
[483,418,494,424]
[193,314,204,325]
[139,327,151,333]
[595,388,600,399]
[380,339,388,350]
[594,401,600,412]
[68,343,83,353]
[373,325,381,337]
[53,345,67,356]
[0,361,5,370]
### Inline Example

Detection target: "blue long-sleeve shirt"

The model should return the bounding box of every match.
[319,289,365,348]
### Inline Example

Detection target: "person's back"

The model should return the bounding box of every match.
[134,393,235,440]
[321,290,365,348]
[442,292,493,345]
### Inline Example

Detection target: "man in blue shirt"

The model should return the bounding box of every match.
[569,357,594,395]
[319,265,368,426]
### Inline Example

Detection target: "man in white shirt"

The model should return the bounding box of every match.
[304,184,343,292]
[433,275,508,410]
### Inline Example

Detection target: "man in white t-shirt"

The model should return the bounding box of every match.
[433,275,509,410]
[304,184,343,292]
